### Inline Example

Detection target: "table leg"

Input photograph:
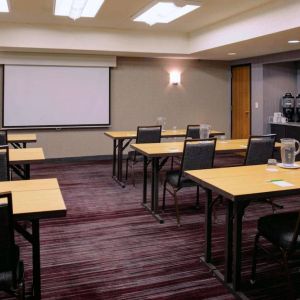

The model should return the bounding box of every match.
[232,201,248,291]
[225,200,233,283]
[112,139,116,177]
[151,157,164,223]
[32,219,41,300]
[25,164,30,180]
[112,139,125,188]
[143,156,148,205]
[204,188,213,262]
[23,142,27,148]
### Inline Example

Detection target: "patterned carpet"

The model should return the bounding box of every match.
[1,154,300,299]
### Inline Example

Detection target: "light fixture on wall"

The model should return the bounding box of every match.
[54,0,105,20]
[133,1,200,26]
[288,40,300,44]
[0,0,9,13]
[170,70,181,85]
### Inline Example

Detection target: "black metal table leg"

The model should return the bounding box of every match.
[151,157,164,223]
[112,139,125,188]
[143,156,148,205]
[25,164,30,180]
[232,201,245,291]
[32,219,41,300]
[112,139,116,177]
[225,200,233,283]
[204,189,213,262]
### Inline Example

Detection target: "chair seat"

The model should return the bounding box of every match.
[127,151,144,162]
[258,212,300,250]
[166,170,198,188]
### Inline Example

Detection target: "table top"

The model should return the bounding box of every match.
[185,164,300,201]
[131,139,262,157]
[0,178,66,220]
[8,148,45,164]
[104,129,224,139]
[7,133,37,143]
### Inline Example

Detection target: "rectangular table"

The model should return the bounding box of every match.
[185,165,300,296]
[104,129,225,187]
[7,133,37,148]
[131,139,256,223]
[0,178,66,300]
[9,148,45,179]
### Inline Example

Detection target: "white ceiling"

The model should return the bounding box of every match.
[0,0,299,60]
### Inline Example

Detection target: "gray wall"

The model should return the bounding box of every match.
[263,62,297,133]
[0,57,230,158]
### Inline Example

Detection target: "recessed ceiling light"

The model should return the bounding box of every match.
[288,40,300,44]
[0,0,9,13]
[133,1,200,26]
[228,52,237,56]
[54,0,105,20]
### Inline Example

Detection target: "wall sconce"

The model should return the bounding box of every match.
[169,71,181,85]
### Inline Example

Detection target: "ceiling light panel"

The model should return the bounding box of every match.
[54,0,105,20]
[0,0,9,13]
[133,1,201,26]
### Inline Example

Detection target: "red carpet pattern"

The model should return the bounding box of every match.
[0,154,300,299]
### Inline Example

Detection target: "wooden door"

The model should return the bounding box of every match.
[231,65,251,139]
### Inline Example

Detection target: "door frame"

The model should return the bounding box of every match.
[231,63,252,138]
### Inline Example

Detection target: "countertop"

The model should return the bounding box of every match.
[270,122,300,127]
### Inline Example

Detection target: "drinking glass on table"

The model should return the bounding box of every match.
[200,124,211,139]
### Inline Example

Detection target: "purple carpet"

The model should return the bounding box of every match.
[1,153,300,299]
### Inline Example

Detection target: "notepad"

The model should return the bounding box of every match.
[271,180,294,187]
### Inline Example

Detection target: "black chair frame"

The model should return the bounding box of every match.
[251,211,300,299]
[185,125,200,139]
[0,145,10,181]
[162,138,216,226]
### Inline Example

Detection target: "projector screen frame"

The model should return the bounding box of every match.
[2,64,111,130]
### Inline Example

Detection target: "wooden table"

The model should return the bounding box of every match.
[7,133,37,148]
[9,148,45,180]
[104,129,225,187]
[130,139,255,223]
[185,164,300,296]
[0,178,66,300]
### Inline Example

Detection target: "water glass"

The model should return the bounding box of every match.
[200,124,211,139]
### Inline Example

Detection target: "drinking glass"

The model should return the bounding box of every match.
[200,124,211,139]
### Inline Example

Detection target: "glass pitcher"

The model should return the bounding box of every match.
[200,124,211,139]
[280,138,300,166]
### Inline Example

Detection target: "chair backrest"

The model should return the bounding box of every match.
[244,134,276,166]
[0,131,7,146]
[0,146,9,181]
[136,126,162,144]
[186,125,200,139]
[180,138,216,180]
[0,192,16,274]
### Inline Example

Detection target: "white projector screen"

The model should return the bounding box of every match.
[3,65,110,128]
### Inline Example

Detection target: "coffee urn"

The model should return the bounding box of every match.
[281,93,295,122]
[295,94,300,122]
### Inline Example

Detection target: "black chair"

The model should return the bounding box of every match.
[186,125,200,139]
[0,192,25,299]
[0,145,10,181]
[162,138,216,226]
[244,134,276,166]
[0,131,7,146]
[251,211,300,299]
[125,126,162,186]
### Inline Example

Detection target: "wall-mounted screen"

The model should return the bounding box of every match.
[3,65,110,128]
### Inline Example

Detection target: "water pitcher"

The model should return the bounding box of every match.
[280,138,300,166]
[200,124,211,139]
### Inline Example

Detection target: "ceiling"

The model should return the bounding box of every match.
[0,0,299,60]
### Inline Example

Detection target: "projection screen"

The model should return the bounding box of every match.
[3,65,110,128]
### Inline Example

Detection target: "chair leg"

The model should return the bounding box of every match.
[250,233,260,285]
[162,180,167,211]
[125,158,129,180]
[174,191,181,227]
[282,252,295,300]
[18,281,25,300]
[195,185,200,209]
[131,161,136,187]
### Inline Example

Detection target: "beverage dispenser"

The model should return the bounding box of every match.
[281,93,295,122]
